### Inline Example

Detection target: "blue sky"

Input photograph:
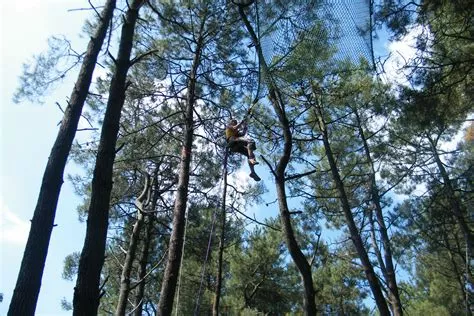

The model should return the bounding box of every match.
[0,1,423,315]
[1,1,92,314]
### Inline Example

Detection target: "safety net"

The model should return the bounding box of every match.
[241,0,375,99]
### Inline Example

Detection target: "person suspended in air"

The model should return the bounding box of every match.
[225,118,261,181]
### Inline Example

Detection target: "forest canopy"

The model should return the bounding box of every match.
[6,0,473,315]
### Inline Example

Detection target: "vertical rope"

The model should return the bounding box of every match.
[193,206,218,316]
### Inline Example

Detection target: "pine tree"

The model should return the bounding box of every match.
[8,2,116,315]
[237,2,325,313]
[225,223,302,314]
[73,1,145,314]
[151,1,253,313]
[310,84,390,315]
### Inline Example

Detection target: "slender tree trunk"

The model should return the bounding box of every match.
[428,136,473,256]
[212,150,228,316]
[442,227,473,316]
[355,110,403,316]
[115,175,151,316]
[7,2,116,315]
[368,210,388,276]
[73,1,144,315]
[315,103,390,316]
[238,6,317,315]
[116,211,146,316]
[157,23,205,316]
[133,215,154,316]
[134,175,160,316]
[275,177,317,315]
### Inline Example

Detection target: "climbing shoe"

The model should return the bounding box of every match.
[249,158,259,165]
[249,172,261,181]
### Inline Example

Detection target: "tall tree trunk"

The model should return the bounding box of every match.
[314,101,390,316]
[428,136,473,256]
[133,213,155,316]
[157,22,205,316]
[442,226,473,316]
[134,168,173,315]
[7,2,116,315]
[73,1,144,314]
[115,174,151,316]
[238,6,317,315]
[355,110,403,316]
[212,150,229,316]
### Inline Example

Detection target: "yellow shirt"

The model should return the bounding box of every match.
[225,126,238,140]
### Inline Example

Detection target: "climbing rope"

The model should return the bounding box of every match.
[193,205,219,315]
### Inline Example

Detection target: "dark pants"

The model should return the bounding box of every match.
[227,136,256,159]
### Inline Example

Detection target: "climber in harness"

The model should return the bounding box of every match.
[225,118,261,181]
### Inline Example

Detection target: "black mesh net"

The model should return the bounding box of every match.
[260,0,373,65]
[322,0,374,66]
[244,0,374,99]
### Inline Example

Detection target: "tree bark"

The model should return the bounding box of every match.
[315,102,390,316]
[355,109,403,316]
[133,213,155,316]
[133,174,160,316]
[157,20,205,316]
[115,174,151,316]
[73,1,144,315]
[7,2,116,315]
[238,6,317,315]
[212,150,229,316]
